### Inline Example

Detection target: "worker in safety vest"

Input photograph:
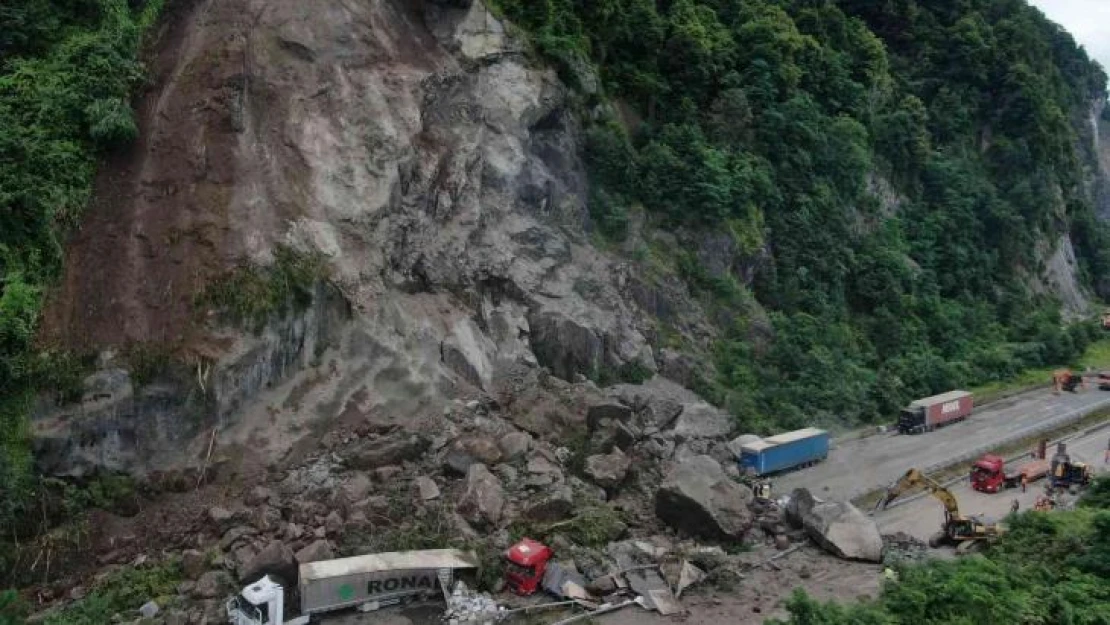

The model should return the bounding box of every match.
[883,568,898,582]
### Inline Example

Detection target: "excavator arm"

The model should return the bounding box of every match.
[876,468,961,520]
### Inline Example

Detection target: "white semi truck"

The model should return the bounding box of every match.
[226,548,479,625]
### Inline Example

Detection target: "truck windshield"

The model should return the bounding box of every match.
[231,595,268,624]
[970,466,993,478]
[505,562,535,578]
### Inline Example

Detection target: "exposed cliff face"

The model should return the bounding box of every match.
[37,0,666,474]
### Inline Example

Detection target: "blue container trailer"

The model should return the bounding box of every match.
[737,427,829,476]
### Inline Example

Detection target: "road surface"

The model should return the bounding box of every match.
[873,424,1110,542]
[774,387,1110,502]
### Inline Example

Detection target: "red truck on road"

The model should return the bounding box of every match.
[898,390,974,435]
[970,454,1050,493]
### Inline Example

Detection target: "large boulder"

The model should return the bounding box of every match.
[347,435,429,470]
[584,448,631,489]
[457,464,505,528]
[672,402,733,440]
[522,484,575,523]
[801,501,883,562]
[193,570,233,599]
[295,540,335,565]
[238,541,296,584]
[498,432,532,460]
[528,311,604,381]
[452,436,503,465]
[654,455,753,539]
[785,488,819,528]
[341,472,374,503]
[587,402,633,430]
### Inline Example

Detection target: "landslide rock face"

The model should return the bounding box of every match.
[37,0,662,474]
[655,455,753,540]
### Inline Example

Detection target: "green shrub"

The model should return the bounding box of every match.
[42,559,181,625]
[85,98,138,146]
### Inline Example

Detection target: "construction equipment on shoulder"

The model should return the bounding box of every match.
[876,468,1005,553]
[1053,369,1085,393]
[1033,495,1055,512]
[1049,442,1092,491]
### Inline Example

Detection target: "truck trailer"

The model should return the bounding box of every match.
[736,427,829,476]
[226,548,479,625]
[970,454,1049,493]
[898,390,973,435]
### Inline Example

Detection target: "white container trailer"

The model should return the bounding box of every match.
[226,548,479,625]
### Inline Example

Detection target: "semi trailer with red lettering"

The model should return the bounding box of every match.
[897,390,974,435]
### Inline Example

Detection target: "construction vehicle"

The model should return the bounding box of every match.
[970,453,1049,493]
[1097,372,1110,390]
[1049,443,1093,491]
[877,468,1005,553]
[226,549,478,625]
[1053,369,1086,393]
[503,538,554,596]
[898,391,973,434]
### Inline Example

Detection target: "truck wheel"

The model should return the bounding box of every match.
[928,532,946,548]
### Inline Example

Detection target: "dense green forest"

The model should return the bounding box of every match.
[491,0,1110,432]
[772,477,1110,624]
[0,0,162,548]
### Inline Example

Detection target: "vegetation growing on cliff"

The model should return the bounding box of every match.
[0,0,162,544]
[491,0,1110,432]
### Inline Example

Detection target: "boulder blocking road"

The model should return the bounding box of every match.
[775,387,1110,502]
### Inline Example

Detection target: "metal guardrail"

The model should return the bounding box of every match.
[872,396,1110,512]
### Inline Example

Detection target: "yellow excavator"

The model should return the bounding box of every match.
[875,468,1006,553]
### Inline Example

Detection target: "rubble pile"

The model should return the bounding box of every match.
[27,369,901,624]
[444,581,505,625]
[882,532,930,566]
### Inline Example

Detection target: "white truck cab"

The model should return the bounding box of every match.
[226,576,308,625]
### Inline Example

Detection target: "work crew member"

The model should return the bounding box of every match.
[1011,499,1020,514]
[1021,473,1028,493]
[1105,437,1109,464]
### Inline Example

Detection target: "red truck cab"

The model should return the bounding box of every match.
[970,454,1007,492]
[971,454,1049,493]
[504,538,553,596]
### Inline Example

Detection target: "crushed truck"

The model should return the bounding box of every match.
[226,548,478,625]
[970,454,1050,493]
[898,390,973,435]
[503,538,554,596]
[735,427,829,476]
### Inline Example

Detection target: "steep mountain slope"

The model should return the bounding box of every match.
[32,0,666,477]
[2,0,1109,530]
